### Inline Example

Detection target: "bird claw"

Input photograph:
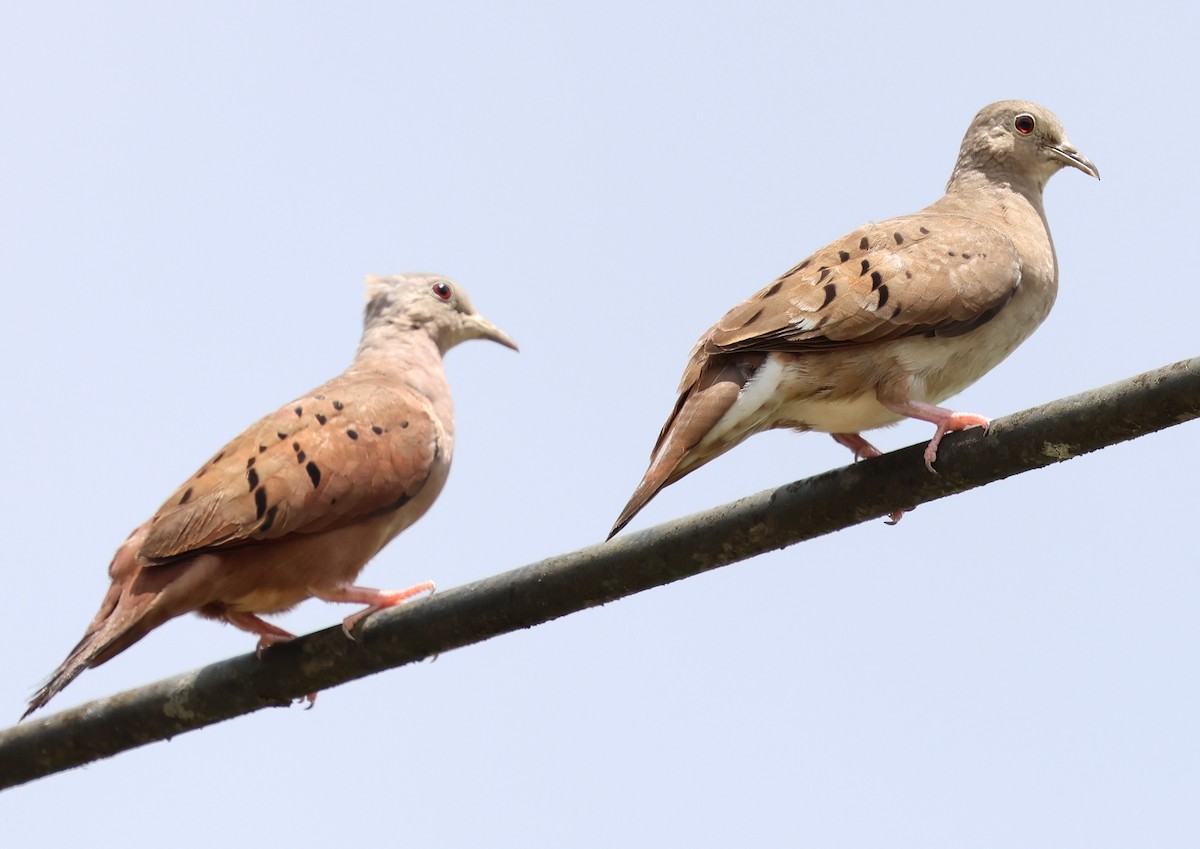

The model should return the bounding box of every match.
[921,412,991,471]
[254,632,293,658]
[831,432,883,462]
[318,579,438,641]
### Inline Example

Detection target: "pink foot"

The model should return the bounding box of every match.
[920,411,990,471]
[310,580,437,638]
[225,611,318,704]
[224,611,297,658]
[831,432,882,461]
[880,400,990,472]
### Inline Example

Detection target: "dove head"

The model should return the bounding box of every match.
[360,273,518,356]
[948,100,1098,196]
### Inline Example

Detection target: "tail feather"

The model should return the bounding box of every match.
[608,365,749,539]
[25,584,119,718]
[23,527,164,719]
[608,460,676,540]
[24,586,165,719]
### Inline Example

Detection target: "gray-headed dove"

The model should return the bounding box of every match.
[26,273,516,717]
[611,100,1097,537]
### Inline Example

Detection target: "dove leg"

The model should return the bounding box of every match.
[222,612,318,706]
[881,399,990,471]
[223,611,297,656]
[310,580,437,638]
[831,432,883,461]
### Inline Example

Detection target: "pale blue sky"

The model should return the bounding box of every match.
[2,3,1198,846]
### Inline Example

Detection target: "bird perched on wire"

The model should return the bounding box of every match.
[610,100,1097,538]
[26,274,517,717]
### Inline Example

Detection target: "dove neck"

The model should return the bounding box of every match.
[351,329,455,424]
[941,167,1050,237]
[944,166,1048,219]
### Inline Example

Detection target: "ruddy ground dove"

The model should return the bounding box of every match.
[26,274,516,717]
[610,100,1097,537]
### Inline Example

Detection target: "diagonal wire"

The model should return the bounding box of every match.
[1,356,1197,790]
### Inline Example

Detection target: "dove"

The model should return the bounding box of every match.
[610,100,1097,538]
[25,273,516,717]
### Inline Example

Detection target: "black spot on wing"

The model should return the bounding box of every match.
[254,487,268,520]
[820,283,837,310]
[859,236,869,250]
[837,250,850,262]
[877,284,890,309]
[179,487,193,505]
[247,468,260,491]
[305,461,321,488]
[347,429,359,441]
[870,271,883,290]
[258,504,278,533]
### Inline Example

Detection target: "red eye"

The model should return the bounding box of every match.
[1014,113,1036,135]
[432,281,452,301]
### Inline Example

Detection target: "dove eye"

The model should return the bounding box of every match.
[432,282,453,301]
[1014,113,1036,135]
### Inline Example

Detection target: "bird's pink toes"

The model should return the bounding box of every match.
[223,611,297,658]
[254,632,294,659]
[922,413,991,471]
[309,580,438,639]
[831,432,883,462]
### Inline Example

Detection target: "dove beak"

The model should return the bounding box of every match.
[1048,142,1099,179]
[469,315,519,351]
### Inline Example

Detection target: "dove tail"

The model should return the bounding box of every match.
[24,590,118,718]
[609,474,669,540]
[608,412,711,539]
[608,363,750,539]
[22,579,163,719]
[23,533,164,719]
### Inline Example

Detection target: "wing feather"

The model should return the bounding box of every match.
[707,214,1022,354]
[140,377,442,562]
